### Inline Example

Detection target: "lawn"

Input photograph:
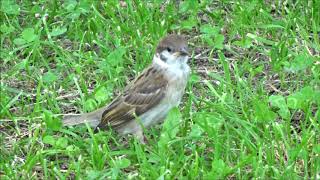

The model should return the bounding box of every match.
[1,0,319,179]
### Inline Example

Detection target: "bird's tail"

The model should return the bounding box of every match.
[62,107,108,128]
[62,114,100,127]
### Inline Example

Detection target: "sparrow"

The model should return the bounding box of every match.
[63,34,190,142]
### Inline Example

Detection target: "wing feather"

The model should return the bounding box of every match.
[96,66,168,130]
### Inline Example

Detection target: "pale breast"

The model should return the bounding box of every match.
[165,63,190,104]
[141,63,190,126]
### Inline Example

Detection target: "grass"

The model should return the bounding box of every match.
[1,0,319,179]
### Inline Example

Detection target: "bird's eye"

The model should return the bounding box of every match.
[166,47,172,52]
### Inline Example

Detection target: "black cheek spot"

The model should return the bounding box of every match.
[160,54,167,62]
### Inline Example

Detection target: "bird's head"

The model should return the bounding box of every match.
[154,34,189,66]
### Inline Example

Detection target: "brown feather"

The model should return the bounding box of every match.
[96,66,168,130]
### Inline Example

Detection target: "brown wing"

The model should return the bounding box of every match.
[95,66,168,130]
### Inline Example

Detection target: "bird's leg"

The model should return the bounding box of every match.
[134,130,147,144]
[134,130,145,144]
[132,114,149,144]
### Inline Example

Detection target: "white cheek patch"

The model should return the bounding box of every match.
[163,53,177,64]
[153,52,189,69]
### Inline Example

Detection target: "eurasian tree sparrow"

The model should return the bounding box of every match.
[63,34,190,142]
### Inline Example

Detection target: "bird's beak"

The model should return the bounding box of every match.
[178,47,189,56]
